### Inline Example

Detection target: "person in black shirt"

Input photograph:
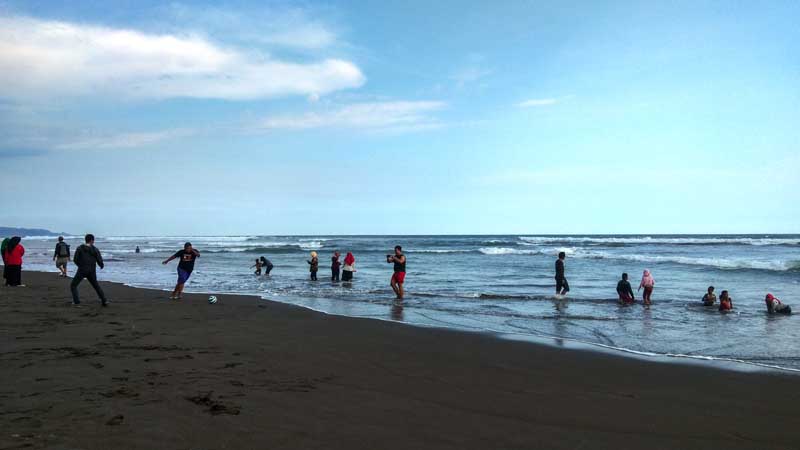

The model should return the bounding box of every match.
[331,251,341,282]
[616,272,635,304]
[70,234,108,307]
[162,242,200,300]
[555,251,569,296]
[387,245,406,300]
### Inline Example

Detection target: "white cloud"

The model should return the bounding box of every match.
[259,101,446,132]
[54,129,193,150]
[164,3,338,50]
[517,98,560,107]
[0,15,365,101]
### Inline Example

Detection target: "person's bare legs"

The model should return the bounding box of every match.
[397,282,404,299]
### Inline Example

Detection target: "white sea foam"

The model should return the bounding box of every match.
[519,236,800,246]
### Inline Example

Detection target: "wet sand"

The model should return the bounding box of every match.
[1,270,798,450]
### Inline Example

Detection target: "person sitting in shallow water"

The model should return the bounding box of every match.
[765,293,792,315]
[702,286,716,306]
[718,290,733,311]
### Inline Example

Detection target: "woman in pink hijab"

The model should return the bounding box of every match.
[638,269,655,305]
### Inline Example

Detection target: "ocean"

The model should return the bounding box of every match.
[18,234,800,371]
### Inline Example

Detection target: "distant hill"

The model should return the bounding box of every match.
[0,227,67,237]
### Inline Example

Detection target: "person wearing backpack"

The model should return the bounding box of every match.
[53,236,71,277]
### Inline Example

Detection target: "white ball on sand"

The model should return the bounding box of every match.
[208,295,218,304]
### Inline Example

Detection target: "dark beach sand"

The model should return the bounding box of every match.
[1,271,798,450]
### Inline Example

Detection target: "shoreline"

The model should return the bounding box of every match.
[21,269,800,375]
[2,271,799,449]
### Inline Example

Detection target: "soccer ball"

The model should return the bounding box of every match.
[208,295,218,304]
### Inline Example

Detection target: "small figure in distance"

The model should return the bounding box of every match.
[53,236,71,278]
[616,272,635,305]
[251,258,262,275]
[162,242,200,300]
[308,251,319,281]
[387,245,406,300]
[260,256,273,276]
[555,251,569,297]
[638,269,655,306]
[702,286,716,306]
[719,290,733,312]
[765,293,792,315]
[135,246,140,254]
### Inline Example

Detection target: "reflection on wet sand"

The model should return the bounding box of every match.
[391,301,404,321]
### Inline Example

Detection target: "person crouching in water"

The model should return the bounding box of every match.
[702,286,716,306]
[616,273,635,304]
[251,258,262,275]
[342,252,356,282]
[162,242,200,300]
[308,251,318,281]
[260,257,273,276]
[638,269,655,306]
[765,293,792,315]
[719,290,733,312]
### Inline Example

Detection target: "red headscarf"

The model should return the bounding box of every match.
[344,252,355,265]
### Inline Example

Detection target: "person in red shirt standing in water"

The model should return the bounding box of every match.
[163,242,200,300]
[387,245,406,300]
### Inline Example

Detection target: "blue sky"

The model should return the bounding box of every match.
[0,0,798,235]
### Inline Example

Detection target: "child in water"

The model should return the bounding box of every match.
[251,258,262,275]
[765,293,791,315]
[638,269,655,306]
[702,286,716,306]
[719,290,733,311]
[308,251,319,281]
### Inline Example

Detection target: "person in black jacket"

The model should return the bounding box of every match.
[616,273,635,304]
[70,234,108,307]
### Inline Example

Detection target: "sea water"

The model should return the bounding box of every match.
[19,235,800,371]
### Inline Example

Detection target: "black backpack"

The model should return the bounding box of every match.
[57,242,70,257]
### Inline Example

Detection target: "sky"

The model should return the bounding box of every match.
[0,0,798,235]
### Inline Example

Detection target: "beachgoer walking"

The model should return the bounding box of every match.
[555,251,569,296]
[331,251,341,282]
[260,257,273,275]
[342,252,355,282]
[765,293,791,315]
[387,245,406,299]
[251,258,262,275]
[162,242,200,300]
[719,290,733,311]
[308,251,318,281]
[638,269,655,305]
[3,237,24,286]
[702,286,716,306]
[70,234,108,306]
[616,272,635,304]
[53,236,71,277]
